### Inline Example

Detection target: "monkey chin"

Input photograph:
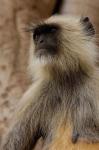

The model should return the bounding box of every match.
[32,54,53,67]
[33,49,56,67]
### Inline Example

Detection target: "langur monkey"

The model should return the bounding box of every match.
[1,15,99,150]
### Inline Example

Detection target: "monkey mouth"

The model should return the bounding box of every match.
[35,47,57,58]
[35,48,48,57]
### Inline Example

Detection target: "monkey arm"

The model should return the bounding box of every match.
[1,80,61,150]
[1,113,40,150]
[1,80,43,150]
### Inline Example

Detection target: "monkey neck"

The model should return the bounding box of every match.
[41,64,91,89]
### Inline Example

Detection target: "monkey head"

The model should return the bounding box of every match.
[29,15,96,79]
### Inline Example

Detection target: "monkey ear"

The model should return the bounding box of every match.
[80,16,95,37]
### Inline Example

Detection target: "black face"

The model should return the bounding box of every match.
[33,23,60,57]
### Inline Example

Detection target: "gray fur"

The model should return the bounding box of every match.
[1,15,99,150]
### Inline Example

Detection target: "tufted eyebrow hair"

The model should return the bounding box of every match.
[25,22,60,34]
[33,23,60,35]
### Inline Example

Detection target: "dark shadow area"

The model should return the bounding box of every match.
[52,0,64,14]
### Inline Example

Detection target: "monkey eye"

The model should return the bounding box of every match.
[33,24,59,42]
[33,33,39,41]
[50,27,57,33]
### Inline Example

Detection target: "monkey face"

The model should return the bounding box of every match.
[30,15,96,73]
[33,23,60,58]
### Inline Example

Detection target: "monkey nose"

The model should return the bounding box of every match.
[38,36,45,45]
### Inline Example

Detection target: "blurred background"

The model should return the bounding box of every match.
[0,0,99,148]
